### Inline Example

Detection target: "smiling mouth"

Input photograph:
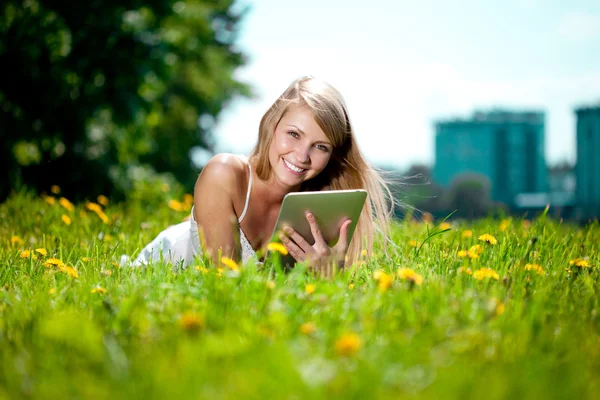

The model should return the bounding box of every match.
[283,159,306,174]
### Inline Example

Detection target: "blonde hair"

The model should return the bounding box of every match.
[250,76,393,263]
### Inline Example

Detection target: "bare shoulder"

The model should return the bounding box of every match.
[195,153,248,193]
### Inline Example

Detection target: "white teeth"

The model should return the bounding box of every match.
[284,159,305,173]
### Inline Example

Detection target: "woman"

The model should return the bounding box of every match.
[133,76,393,274]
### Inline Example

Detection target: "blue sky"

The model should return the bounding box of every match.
[212,0,600,170]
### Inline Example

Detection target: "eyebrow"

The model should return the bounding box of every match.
[288,125,332,146]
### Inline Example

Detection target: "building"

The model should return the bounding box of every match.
[575,105,600,219]
[434,110,547,206]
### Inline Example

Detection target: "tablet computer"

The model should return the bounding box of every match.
[270,189,368,248]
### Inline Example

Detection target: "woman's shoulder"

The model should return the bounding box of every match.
[196,153,249,190]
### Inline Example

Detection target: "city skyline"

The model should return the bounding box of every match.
[210,0,600,171]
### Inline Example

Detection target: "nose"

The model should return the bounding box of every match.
[294,145,311,165]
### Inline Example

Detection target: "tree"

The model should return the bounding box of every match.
[0,0,251,201]
[445,172,492,219]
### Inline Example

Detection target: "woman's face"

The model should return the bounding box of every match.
[268,104,333,189]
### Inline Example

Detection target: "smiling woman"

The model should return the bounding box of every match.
[131,76,394,275]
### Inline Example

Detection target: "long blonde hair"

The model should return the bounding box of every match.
[250,76,393,263]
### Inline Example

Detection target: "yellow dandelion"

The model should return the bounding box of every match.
[58,265,79,279]
[183,193,194,206]
[267,242,288,255]
[178,311,204,332]
[81,257,90,262]
[439,222,451,231]
[10,235,23,246]
[42,194,56,205]
[44,258,63,267]
[457,267,473,275]
[305,283,316,295]
[300,322,317,335]
[220,256,239,271]
[93,209,109,224]
[91,287,106,294]
[457,250,468,258]
[50,185,60,194]
[500,219,510,231]
[496,302,505,316]
[216,267,224,278]
[478,234,498,245]
[168,199,184,211]
[97,195,109,206]
[335,332,362,356]
[373,270,393,292]
[524,263,545,275]
[569,258,590,268]
[468,244,483,259]
[397,268,424,285]
[196,266,209,274]
[462,230,473,238]
[61,214,72,225]
[48,288,56,294]
[20,250,38,260]
[408,239,419,248]
[35,248,47,257]
[473,268,499,281]
[101,269,112,276]
[85,202,103,213]
[59,197,74,212]
[267,280,275,289]
[348,283,355,290]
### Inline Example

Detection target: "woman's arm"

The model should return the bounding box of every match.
[193,154,245,263]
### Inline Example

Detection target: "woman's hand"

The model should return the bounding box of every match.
[279,212,352,277]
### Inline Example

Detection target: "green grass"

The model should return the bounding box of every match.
[1,191,599,399]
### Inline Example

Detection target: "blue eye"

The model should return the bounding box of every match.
[316,144,329,152]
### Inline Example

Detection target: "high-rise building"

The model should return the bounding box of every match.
[575,105,600,219]
[434,110,547,206]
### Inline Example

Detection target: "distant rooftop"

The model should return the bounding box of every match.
[436,109,545,125]
[575,103,600,114]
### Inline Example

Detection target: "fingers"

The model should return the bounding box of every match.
[283,225,313,253]
[306,213,327,247]
[279,233,304,262]
[334,219,352,252]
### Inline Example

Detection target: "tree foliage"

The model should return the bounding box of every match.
[0,0,250,201]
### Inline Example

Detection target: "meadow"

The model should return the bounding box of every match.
[1,188,599,399]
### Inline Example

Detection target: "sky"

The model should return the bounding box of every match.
[210,0,600,171]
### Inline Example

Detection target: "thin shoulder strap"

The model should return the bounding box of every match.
[238,159,252,223]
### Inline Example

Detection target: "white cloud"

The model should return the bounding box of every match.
[557,12,600,41]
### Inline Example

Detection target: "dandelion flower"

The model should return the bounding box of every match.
[101,269,112,276]
[168,199,184,211]
[457,267,473,275]
[348,283,355,290]
[183,193,194,207]
[361,249,368,258]
[44,258,63,267]
[524,263,545,275]
[335,332,362,356]
[305,284,316,295]
[439,222,451,231]
[397,268,423,285]
[81,257,90,262]
[61,214,72,225]
[473,268,499,281]
[93,210,109,224]
[10,235,23,246]
[569,258,590,268]
[478,234,498,245]
[216,267,223,278]
[462,230,473,238]
[48,288,56,294]
[58,265,79,279]
[500,219,510,231]
[97,195,109,206]
[50,185,60,194]
[373,270,393,292]
[91,287,106,294]
[267,280,275,289]
[85,202,103,213]
[20,250,38,260]
[468,244,483,259]
[457,250,468,258]
[408,239,419,248]
[178,311,204,332]
[220,257,239,271]
[300,322,316,335]
[35,248,47,257]
[267,242,288,255]
[59,197,74,212]
[196,266,209,274]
